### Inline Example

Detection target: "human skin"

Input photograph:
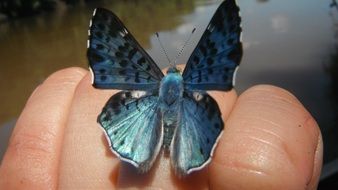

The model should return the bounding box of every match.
[0,67,322,189]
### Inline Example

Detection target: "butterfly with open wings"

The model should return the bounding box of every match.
[87,0,242,176]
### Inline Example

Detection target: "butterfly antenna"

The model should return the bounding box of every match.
[174,28,196,66]
[155,32,173,67]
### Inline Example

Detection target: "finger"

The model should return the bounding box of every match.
[0,67,87,189]
[58,73,120,189]
[209,85,323,189]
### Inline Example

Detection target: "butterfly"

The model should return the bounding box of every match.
[87,0,242,176]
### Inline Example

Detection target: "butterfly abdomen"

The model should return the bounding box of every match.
[159,71,184,148]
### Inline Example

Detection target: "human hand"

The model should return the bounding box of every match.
[0,67,322,189]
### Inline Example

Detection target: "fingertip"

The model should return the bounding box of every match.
[210,85,322,189]
[42,67,87,86]
[26,67,87,106]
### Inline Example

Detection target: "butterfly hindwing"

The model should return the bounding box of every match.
[170,91,224,175]
[88,8,164,90]
[99,91,163,172]
[182,0,242,91]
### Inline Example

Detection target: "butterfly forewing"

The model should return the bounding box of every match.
[182,0,242,91]
[170,92,224,175]
[99,91,163,172]
[88,8,164,90]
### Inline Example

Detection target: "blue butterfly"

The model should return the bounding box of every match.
[87,0,242,176]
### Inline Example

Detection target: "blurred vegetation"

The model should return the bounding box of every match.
[0,0,57,17]
[102,0,194,48]
[0,0,194,123]
[0,0,193,19]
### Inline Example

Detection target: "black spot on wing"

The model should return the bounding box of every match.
[124,42,130,49]
[120,139,125,146]
[198,71,202,83]
[193,56,200,65]
[137,57,146,65]
[95,31,103,39]
[119,69,126,75]
[128,48,137,59]
[118,45,127,52]
[105,36,111,43]
[125,91,132,98]
[88,51,104,63]
[224,67,229,72]
[199,148,204,155]
[228,43,243,64]
[119,59,129,67]
[210,48,218,55]
[97,23,105,30]
[146,64,151,71]
[96,44,104,50]
[103,115,110,121]
[227,38,234,46]
[115,51,123,58]
[207,58,214,66]
[135,72,140,83]
[99,68,106,74]
[199,45,207,56]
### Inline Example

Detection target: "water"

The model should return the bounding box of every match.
[0,0,337,163]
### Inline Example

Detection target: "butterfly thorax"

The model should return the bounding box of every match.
[159,68,183,106]
[159,68,184,148]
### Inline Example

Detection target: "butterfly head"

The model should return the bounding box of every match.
[167,67,181,74]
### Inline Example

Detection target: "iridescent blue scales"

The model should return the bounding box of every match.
[87,0,242,176]
[88,7,163,90]
[183,0,242,91]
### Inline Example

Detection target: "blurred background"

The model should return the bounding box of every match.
[0,0,337,187]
